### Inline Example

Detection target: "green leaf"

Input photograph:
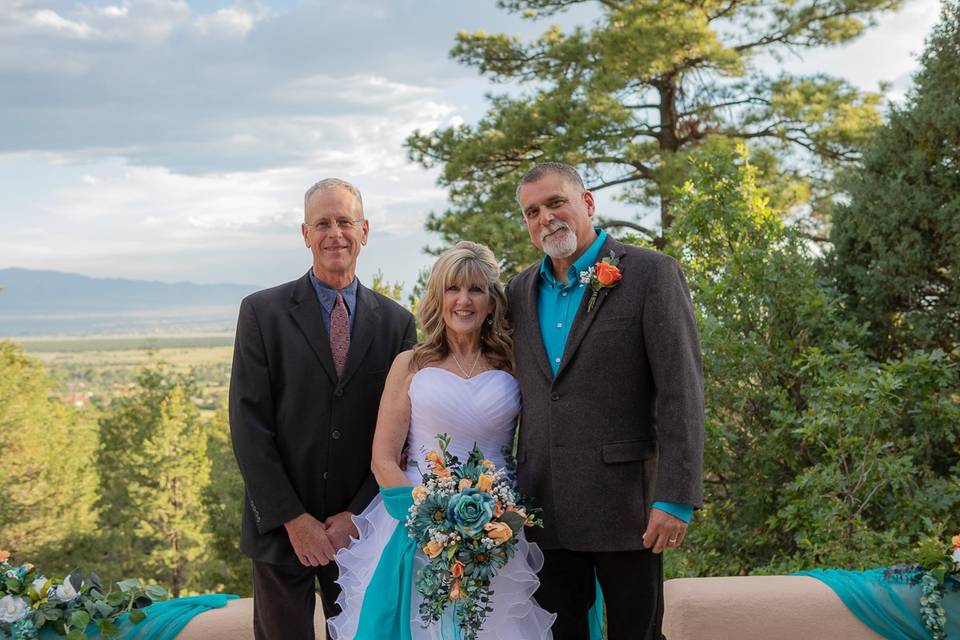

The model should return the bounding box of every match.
[69,610,90,629]
[44,607,63,621]
[105,591,125,607]
[66,630,86,640]
[115,578,141,593]
[5,578,21,592]
[129,609,146,624]
[98,619,120,638]
[144,584,167,600]
[95,601,114,618]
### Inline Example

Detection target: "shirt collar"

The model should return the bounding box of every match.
[308,270,359,315]
[538,228,608,288]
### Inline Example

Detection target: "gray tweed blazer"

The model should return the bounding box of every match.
[507,236,704,552]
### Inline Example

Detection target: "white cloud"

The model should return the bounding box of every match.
[29,9,96,39]
[193,8,256,39]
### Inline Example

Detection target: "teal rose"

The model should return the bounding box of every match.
[446,488,495,538]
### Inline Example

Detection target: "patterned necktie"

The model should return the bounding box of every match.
[330,291,350,378]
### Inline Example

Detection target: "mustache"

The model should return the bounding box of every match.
[539,222,570,243]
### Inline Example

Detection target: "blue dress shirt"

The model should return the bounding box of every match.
[535,230,693,524]
[308,270,358,334]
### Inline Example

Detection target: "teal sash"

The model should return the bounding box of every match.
[355,486,416,640]
[796,568,960,639]
[37,593,238,639]
[589,577,605,639]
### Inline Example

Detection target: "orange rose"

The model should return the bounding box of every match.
[450,561,465,579]
[412,486,427,503]
[449,579,464,601]
[435,466,452,479]
[475,473,494,492]
[481,459,496,472]
[458,478,473,490]
[423,540,444,558]
[494,501,504,518]
[952,534,960,549]
[0,550,9,563]
[484,521,513,545]
[426,450,444,467]
[595,262,622,286]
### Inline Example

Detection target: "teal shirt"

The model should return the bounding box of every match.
[536,229,693,525]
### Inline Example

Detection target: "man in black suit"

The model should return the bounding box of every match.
[229,178,417,640]
[508,163,704,640]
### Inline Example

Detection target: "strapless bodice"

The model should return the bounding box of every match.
[405,367,520,475]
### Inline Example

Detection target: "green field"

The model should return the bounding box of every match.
[18,334,234,352]
[15,334,235,414]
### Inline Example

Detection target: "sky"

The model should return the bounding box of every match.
[0,0,944,294]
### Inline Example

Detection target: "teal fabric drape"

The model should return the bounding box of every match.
[37,593,237,639]
[589,577,605,639]
[355,486,416,640]
[796,568,960,639]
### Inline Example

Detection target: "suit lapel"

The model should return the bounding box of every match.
[289,272,338,384]
[520,266,555,382]
[555,236,626,379]
[338,283,378,388]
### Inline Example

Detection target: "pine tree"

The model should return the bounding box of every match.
[830,0,960,359]
[0,341,97,568]
[407,0,897,271]
[96,364,210,596]
[202,406,251,596]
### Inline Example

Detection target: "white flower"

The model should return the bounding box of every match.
[0,595,28,623]
[579,267,594,285]
[31,576,49,599]
[55,578,79,602]
[951,547,960,570]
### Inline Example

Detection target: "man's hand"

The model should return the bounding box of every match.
[323,511,359,552]
[284,513,336,566]
[642,508,688,554]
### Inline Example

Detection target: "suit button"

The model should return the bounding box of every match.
[334,388,344,397]
[551,392,560,401]
[332,430,342,439]
[322,471,329,480]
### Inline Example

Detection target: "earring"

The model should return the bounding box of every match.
[486,315,494,326]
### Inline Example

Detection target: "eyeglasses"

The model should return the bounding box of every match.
[305,218,364,233]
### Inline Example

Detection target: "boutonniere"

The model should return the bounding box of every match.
[579,251,623,312]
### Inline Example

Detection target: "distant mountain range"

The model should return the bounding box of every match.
[0,268,259,336]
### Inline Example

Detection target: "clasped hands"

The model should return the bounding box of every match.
[284,511,358,567]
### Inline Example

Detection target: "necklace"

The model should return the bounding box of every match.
[451,349,482,379]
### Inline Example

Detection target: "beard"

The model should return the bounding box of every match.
[540,223,578,259]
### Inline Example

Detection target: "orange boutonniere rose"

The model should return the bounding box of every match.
[579,251,623,312]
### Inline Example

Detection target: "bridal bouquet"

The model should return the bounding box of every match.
[405,434,540,640]
[883,532,960,640]
[0,552,167,640]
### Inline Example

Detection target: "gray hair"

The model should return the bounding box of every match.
[515,162,586,203]
[304,178,364,217]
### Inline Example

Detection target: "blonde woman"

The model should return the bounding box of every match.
[328,241,554,639]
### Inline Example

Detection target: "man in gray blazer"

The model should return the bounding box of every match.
[507,163,704,640]
[230,179,417,639]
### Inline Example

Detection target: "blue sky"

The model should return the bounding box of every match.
[0,0,943,293]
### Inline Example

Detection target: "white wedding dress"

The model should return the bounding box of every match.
[328,367,555,639]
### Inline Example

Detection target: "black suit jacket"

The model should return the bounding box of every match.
[229,272,417,564]
[507,237,704,552]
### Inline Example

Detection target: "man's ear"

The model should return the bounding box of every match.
[583,190,596,217]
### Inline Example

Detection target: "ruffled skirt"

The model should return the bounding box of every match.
[328,493,556,639]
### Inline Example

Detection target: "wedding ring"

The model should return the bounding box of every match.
[668,537,678,544]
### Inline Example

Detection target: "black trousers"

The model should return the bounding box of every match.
[252,560,341,640]
[535,548,665,640]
